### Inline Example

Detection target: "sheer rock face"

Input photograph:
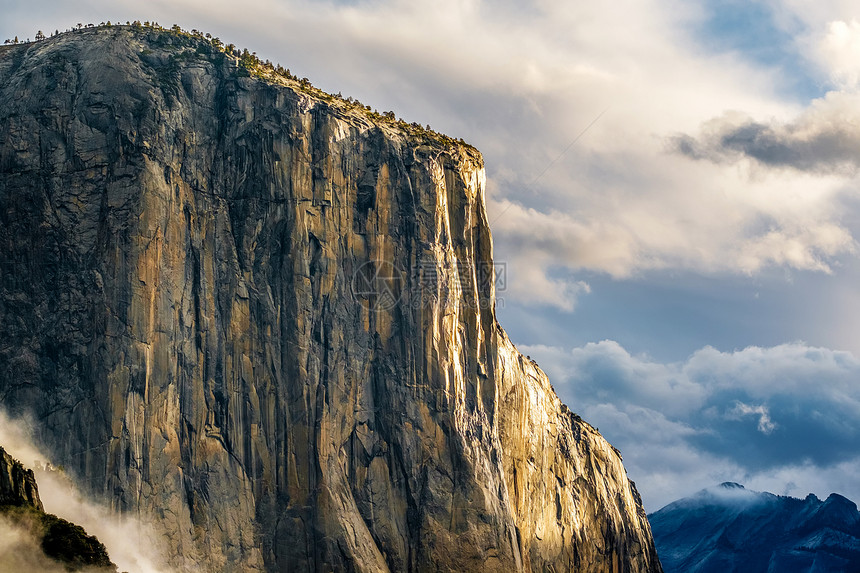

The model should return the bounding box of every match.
[0,446,43,511]
[0,27,662,573]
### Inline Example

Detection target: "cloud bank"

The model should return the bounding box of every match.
[521,340,860,510]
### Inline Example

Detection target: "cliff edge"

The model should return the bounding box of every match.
[0,25,662,572]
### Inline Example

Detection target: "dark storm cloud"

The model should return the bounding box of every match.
[671,93,860,174]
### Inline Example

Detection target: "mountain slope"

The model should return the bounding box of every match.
[0,25,662,572]
[649,482,860,572]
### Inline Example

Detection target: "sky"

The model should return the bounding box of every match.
[2,0,860,513]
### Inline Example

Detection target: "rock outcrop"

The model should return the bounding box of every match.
[0,25,662,572]
[0,446,117,572]
[649,482,860,572]
[0,445,42,510]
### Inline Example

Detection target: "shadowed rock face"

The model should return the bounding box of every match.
[0,26,662,572]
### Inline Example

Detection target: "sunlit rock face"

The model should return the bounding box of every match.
[0,26,662,572]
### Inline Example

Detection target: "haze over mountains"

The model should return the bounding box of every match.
[0,446,118,572]
[650,482,860,573]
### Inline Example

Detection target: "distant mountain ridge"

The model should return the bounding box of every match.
[649,482,860,572]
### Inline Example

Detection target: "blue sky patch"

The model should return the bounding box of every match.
[695,0,822,100]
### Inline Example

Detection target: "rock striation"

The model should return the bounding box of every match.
[649,482,860,572]
[0,25,662,572]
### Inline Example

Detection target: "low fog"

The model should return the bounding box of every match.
[0,409,170,573]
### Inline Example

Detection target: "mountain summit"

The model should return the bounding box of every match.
[0,24,662,572]
[649,483,860,572]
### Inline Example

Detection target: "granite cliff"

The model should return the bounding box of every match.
[0,25,662,572]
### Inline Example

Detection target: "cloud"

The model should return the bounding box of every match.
[498,254,591,311]
[0,410,170,573]
[669,18,860,183]
[671,90,860,174]
[491,185,857,293]
[819,19,860,89]
[729,402,777,434]
[521,340,860,510]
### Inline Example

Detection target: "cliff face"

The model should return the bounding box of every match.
[0,26,662,572]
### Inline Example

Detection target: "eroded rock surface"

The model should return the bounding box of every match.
[0,26,662,572]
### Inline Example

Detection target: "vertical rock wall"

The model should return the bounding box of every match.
[0,27,661,572]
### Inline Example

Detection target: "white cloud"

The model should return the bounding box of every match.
[521,340,860,511]
[729,402,777,434]
[819,19,860,89]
